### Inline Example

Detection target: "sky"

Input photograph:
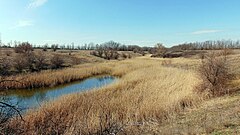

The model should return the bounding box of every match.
[0,0,240,47]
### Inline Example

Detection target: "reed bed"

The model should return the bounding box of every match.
[7,58,203,134]
[0,63,112,90]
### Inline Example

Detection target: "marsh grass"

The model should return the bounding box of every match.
[6,58,204,134]
[0,63,112,90]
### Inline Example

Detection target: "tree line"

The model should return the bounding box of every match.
[172,40,240,50]
[0,40,153,51]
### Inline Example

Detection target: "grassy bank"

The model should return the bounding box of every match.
[6,57,204,134]
[0,49,142,90]
[0,63,112,90]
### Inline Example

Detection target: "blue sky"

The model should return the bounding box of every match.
[0,0,240,47]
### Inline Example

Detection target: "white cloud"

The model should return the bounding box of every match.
[11,20,34,29]
[191,29,222,35]
[28,0,48,9]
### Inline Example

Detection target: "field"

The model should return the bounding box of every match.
[1,49,240,134]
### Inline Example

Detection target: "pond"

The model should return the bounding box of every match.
[0,76,116,111]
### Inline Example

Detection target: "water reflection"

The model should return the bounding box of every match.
[1,76,116,111]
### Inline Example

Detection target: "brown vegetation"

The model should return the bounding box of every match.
[0,48,239,134]
[198,50,232,96]
[6,58,202,134]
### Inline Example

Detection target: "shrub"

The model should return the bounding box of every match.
[113,52,120,59]
[0,58,12,76]
[13,54,30,72]
[133,48,138,53]
[96,46,104,57]
[90,51,98,56]
[35,51,48,71]
[128,54,132,59]
[198,50,231,96]
[50,54,65,69]
[14,42,33,54]
[122,53,128,59]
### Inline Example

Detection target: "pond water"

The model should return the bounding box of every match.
[1,76,116,111]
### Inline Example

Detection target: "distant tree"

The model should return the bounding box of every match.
[43,44,48,51]
[51,44,59,52]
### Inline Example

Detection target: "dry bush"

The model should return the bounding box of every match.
[13,52,36,73]
[112,51,120,59]
[103,49,119,60]
[122,53,128,59]
[96,46,104,58]
[50,54,65,69]
[90,51,98,56]
[13,54,30,73]
[35,51,48,71]
[128,54,132,59]
[0,58,12,76]
[14,42,33,54]
[198,50,232,96]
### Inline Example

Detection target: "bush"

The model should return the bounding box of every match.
[35,51,48,71]
[0,58,12,76]
[128,54,132,59]
[122,53,128,59]
[198,50,231,96]
[50,54,65,69]
[13,54,30,72]
[90,51,98,56]
[14,42,33,54]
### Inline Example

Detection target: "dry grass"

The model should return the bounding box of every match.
[0,63,112,90]
[3,50,240,134]
[150,94,240,135]
[0,49,143,90]
[5,57,203,134]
